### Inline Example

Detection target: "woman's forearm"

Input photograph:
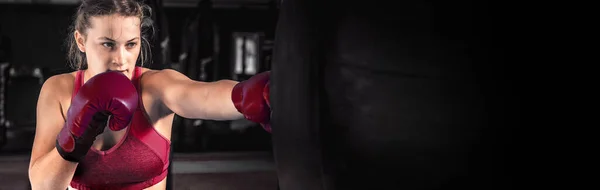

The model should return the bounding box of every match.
[206,79,244,120]
[29,148,78,190]
[153,69,245,120]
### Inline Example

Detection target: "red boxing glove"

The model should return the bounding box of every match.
[232,71,272,132]
[56,71,138,162]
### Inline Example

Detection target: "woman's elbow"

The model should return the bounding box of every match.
[28,174,66,190]
[28,172,43,190]
[28,166,45,190]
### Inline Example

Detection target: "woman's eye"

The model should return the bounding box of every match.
[102,42,115,48]
[126,43,137,48]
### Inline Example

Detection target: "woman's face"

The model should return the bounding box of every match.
[75,14,141,79]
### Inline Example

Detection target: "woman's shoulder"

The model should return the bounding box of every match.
[139,67,185,82]
[40,71,77,98]
[45,71,76,86]
[139,67,180,75]
[138,67,188,93]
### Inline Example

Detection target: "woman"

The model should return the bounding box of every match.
[27,0,271,189]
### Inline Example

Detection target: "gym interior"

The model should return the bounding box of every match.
[1,0,523,189]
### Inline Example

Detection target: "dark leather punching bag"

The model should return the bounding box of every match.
[180,0,214,81]
[271,0,516,190]
[0,63,7,150]
[145,0,170,69]
[0,25,8,150]
[270,0,326,189]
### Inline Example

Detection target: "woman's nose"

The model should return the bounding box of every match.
[112,47,128,67]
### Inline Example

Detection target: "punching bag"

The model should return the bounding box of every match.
[0,25,9,150]
[145,0,170,69]
[180,0,214,81]
[271,0,516,190]
[0,63,7,150]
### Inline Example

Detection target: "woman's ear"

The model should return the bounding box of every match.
[74,30,86,53]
